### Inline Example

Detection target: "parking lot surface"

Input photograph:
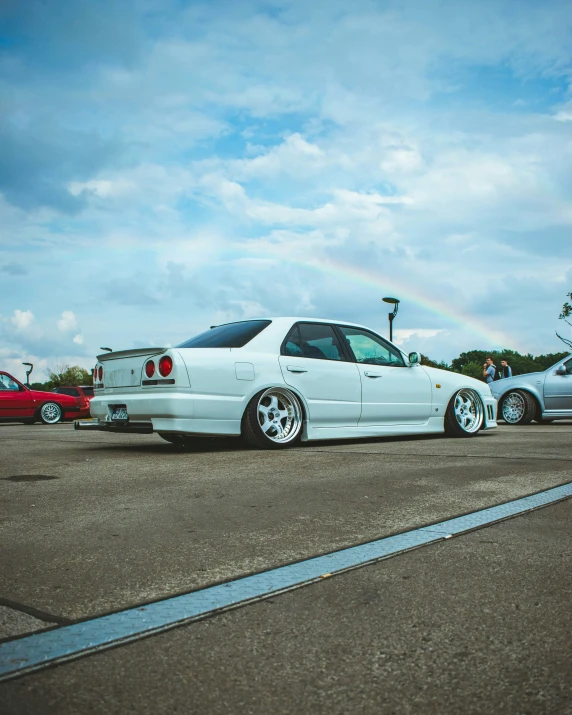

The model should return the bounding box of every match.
[1,421,571,713]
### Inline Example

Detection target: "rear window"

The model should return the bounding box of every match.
[53,387,80,397]
[177,320,271,348]
[81,387,94,397]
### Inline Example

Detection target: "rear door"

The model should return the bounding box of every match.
[279,322,361,427]
[336,326,432,425]
[0,373,32,418]
[543,357,572,411]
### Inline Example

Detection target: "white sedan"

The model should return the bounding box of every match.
[79,318,497,448]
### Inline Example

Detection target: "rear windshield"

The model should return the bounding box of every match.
[81,387,94,397]
[53,387,80,397]
[177,320,271,348]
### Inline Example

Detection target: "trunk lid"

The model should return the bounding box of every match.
[98,348,167,388]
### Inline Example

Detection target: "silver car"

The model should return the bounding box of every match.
[490,354,572,425]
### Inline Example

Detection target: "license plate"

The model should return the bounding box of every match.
[111,406,128,421]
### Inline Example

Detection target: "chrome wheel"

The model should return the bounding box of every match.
[501,392,526,424]
[257,388,302,445]
[453,389,483,434]
[40,402,63,424]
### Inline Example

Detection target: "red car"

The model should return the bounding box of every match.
[0,371,82,425]
[52,385,93,419]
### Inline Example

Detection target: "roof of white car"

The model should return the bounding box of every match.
[260,317,371,329]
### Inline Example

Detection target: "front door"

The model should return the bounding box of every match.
[279,322,361,427]
[0,373,32,418]
[544,357,572,411]
[336,326,433,425]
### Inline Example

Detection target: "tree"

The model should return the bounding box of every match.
[46,365,93,388]
[420,354,452,371]
[557,291,572,350]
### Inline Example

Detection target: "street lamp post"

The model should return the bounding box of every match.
[382,297,400,342]
[22,362,34,386]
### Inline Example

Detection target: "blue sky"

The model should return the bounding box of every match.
[1,0,571,381]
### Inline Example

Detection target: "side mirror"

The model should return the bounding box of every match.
[556,366,566,375]
[408,351,420,365]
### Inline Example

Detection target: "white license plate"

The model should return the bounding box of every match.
[111,406,128,421]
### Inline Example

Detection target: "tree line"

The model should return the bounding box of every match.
[421,349,569,381]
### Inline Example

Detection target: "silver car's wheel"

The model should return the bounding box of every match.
[444,388,483,437]
[500,390,536,426]
[243,387,303,449]
[502,391,526,424]
[39,402,63,425]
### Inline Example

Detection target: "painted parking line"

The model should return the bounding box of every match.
[1,482,571,682]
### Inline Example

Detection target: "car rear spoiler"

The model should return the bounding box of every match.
[97,348,168,362]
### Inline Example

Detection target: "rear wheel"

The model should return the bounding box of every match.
[242,387,303,449]
[500,390,536,425]
[444,388,484,438]
[38,402,63,425]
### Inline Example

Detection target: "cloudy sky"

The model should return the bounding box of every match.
[1,0,571,381]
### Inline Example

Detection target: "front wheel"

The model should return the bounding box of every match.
[444,389,484,438]
[38,402,63,425]
[242,387,303,449]
[500,390,536,425]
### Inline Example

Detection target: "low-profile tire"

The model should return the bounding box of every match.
[242,387,303,449]
[444,388,484,438]
[499,390,536,425]
[37,402,63,425]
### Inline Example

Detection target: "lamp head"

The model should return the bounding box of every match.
[99,347,113,353]
[382,297,400,305]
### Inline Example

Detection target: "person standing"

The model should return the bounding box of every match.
[482,356,496,384]
[498,358,513,379]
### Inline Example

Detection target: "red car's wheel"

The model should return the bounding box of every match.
[37,402,63,425]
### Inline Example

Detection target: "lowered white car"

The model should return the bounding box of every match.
[78,318,497,448]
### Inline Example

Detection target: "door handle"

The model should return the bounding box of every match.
[287,366,308,373]
[364,371,383,378]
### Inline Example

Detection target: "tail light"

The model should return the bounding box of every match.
[98,366,103,381]
[145,360,155,378]
[158,355,173,377]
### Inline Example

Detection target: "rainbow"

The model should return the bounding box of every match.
[248,252,519,350]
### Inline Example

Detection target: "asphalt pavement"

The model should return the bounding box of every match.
[1,421,571,713]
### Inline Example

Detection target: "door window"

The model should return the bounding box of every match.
[562,358,572,375]
[339,327,405,367]
[282,324,345,361]
[0,374,20,391]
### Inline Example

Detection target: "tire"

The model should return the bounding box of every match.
[37,402,63,425]
[242,387,303,449]
[499,390,536,425]
[444,388,484,438]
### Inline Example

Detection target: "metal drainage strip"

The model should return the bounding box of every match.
[1,482,571,682]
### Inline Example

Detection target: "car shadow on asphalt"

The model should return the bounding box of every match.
[78,431,492,456]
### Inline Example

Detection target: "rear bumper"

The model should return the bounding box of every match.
[75,419,154,434]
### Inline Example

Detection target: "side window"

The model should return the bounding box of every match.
[54,387,80,397]
[339,327,405,367]
[283,325,303,357]
[564,358,572,375]
[0,374,20,391]
[298,323,344,361]
[282,324,344,361]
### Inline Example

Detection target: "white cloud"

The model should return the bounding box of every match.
[73,334,84,345]
[10,309,35,331]
[57,311,78,333]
